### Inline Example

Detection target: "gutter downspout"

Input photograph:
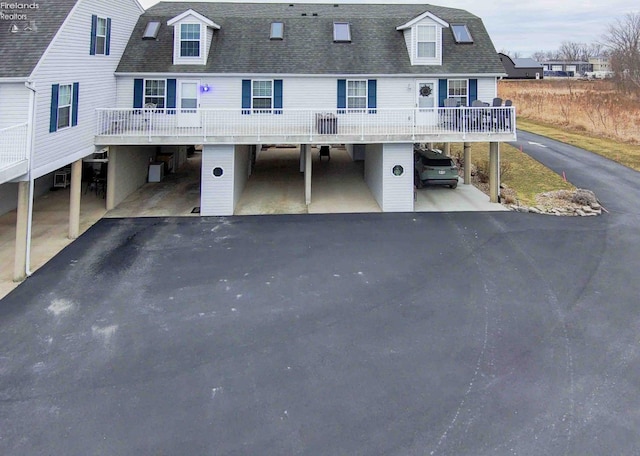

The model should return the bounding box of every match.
[24,80,37,277]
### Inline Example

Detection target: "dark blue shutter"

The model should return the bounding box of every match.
[71,82,79,127]
[469,79,478,105]
[167,79,176,114]
[337,79,346,113]
[105,18,111,56]
[273,79,283,114]
[242,79,251,114]
[133,78,143,108]
[367,79,377,114]
[90,15,97,55]
[50,84,59,133]
[438,79,448,107]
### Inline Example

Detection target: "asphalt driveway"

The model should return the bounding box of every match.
[2,204,639,454]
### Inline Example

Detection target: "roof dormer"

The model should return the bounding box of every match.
[397,11,449,66]
[167,9,220,66]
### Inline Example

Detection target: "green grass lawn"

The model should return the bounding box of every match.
[446,141,575,207]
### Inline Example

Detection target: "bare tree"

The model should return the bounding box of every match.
[531,50,548,62]
[603,12,640,93]
[558,41,592,61]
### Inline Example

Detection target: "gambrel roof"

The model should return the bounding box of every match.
[0,0,78,78]
[117,2,505,75]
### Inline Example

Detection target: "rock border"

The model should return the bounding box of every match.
[507,202,602,216]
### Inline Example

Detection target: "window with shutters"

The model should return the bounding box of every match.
[144,80,166,108]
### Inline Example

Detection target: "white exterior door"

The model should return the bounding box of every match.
[415,80,437,126]
[178,80,200,128]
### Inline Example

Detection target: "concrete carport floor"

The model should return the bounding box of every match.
[234,146,382,215]
[0,146,503,299]
[235,145,505,215]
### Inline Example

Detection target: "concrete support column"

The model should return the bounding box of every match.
[489,142,500,203]
[463,142,471,185]
[304,144,312,205]
[13,181,29,282]
[443,143,451,155]
[106,146,116,210]
[68,159,82,239]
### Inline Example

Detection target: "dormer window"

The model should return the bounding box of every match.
[180,23,201,57]
[397,11,447,66]
[451,24,473,43]
[333,22,351,42]
[416,25,436,59]
[167,9,221,65]
[270,22,284,40]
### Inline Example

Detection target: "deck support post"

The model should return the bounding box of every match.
[489,142,500,203]
[13,181,30,282]
[304,144,312,205]
[463,142,471,185]
[68,159,82,239]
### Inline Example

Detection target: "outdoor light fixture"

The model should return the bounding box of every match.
[201,84,210,92]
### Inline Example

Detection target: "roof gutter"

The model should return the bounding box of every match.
[114,72,508,78]
[0,77,28,83]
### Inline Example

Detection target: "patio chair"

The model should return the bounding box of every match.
[441,98,461,130]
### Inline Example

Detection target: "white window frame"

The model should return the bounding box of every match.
[252,79,273,113]
[180,23,201,58]
[448,79,469,106]
[346,79,367,111]
[57,84,73,130]
[416,25,437,59]
[95,16,107,55]
[144,79,166,108]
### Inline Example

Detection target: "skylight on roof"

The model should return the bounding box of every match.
[143,21,161,40]
[333,22,351,42]
[451,24,473,43]
[270,22,284,40]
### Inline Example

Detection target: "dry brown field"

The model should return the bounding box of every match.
[498,79,640,144]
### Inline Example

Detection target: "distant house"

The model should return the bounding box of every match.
[542,60,592,77]
[498,53,543,79]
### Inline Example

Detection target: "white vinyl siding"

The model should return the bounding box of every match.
[114,76,496,111]
[0,83,29,129]
[364,143,383,207]
[381,143,414,212]
[29,0,142,179]
[477,77,498,103]
[201,144,235,216]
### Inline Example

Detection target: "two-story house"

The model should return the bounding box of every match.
[0,0,144,281]
[97,2,515,217]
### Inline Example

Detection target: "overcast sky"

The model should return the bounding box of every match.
[136,0,639,57]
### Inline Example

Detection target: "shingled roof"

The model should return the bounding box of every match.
[117,2,505,75]
[0,0,78,78]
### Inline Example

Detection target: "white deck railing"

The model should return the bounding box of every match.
[96,107,516,143]
[0,123,29,169]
